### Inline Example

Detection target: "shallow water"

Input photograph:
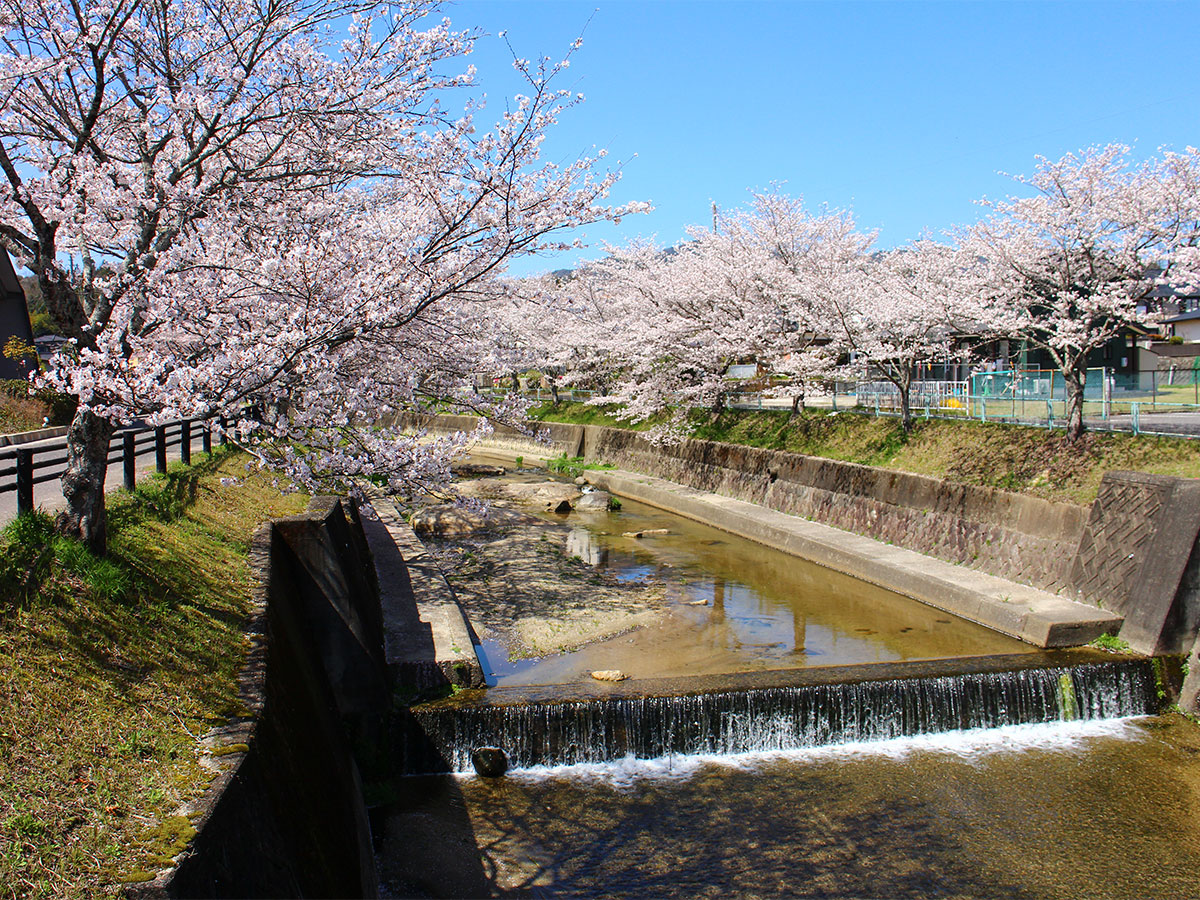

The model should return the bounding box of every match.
[374,714,1200,899]
[469,482,1032,686]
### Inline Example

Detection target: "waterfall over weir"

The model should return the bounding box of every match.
[402,658,1158,774]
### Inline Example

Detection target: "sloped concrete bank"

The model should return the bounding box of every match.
[584,468,1117,647]
[407,415,1200,662]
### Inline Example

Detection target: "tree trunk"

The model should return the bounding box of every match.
[510,372,520,394]
[1064,368,1087,441]
[57,408,114,555]
[899,382,913,433]
[791,390,805,416]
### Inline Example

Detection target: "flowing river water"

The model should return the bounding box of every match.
[375,715,1200,898]
[374,468,1200,898]
[439,476,1034,686]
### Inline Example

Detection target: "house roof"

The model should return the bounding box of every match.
[1163,310,1200,324]
[0,252,35,379]
[1147,342,1200,359]
[0,251,22,297]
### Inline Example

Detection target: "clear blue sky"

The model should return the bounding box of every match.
[445,0,1200,275]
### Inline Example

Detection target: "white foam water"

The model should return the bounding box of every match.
[480,716,1149,790]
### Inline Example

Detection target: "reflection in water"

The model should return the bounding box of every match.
[482,491,1032,686]
[566,527,608,567]
[374,715,1200,899]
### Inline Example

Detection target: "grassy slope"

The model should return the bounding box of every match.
[529,402,1200,505]
[0,452,307,898]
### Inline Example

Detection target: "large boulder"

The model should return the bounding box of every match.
[410,504,530,537]
[502,481,583,513]
[575,490,614,512]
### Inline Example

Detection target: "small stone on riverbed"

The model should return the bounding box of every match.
[590,670,629,682]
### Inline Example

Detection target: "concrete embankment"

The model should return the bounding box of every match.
[129,495,483,898]
[128,498,385,898]
[363,494,485,690]
[583,467,1117,647]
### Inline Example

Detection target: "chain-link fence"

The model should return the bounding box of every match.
[481,365,1200,438]
[845,367,1200,436]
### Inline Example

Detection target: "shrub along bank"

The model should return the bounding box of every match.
[0,451,307,897]
[528,403,1200,505]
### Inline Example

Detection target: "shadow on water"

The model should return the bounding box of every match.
[373,768,1042,899]
[375,716,1200,899]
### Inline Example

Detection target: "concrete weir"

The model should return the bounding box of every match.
[404,652,1158,773]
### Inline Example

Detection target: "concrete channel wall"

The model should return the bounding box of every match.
[409,414,1200,659]
[128,493,485,898]
[129,498,385,899]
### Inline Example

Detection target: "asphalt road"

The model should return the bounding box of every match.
[0,429,210,527]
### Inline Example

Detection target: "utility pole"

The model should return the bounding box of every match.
[712,201,718,234]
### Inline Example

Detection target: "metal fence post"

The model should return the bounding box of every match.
[16,448,33,515]
[202,423,212,455]
[180,420,191,466]
[1132,402,1140,436]
[1046,401,1054,429]
[218,416,228,446]
[155,425,167,474]
[123,431,136,490]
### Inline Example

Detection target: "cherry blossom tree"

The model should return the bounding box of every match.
[737,194,865,414]
[483,272,616,405]
[841,241,983,432]
[967,144,1200,441]
[0,0,638,552]
[558,192,870,430]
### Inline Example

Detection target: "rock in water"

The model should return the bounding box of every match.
[471,747,509,777]
[503,481,582,509]
[411,504,492,536]
[622,528,669,539]
[575,490,612,511]
[452,463,506,477]
[590,670,628,682]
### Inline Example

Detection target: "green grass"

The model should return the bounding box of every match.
[546,453,617,478]
[1089,633,1133,652]
[0,451,308,897]
[530,404,1200,505]
[525,400,668,430]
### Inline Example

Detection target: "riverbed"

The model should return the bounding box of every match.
[425,470,1032,686]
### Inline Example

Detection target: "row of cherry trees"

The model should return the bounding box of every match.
[5,3,1200,555]
[0,0,643,552]
[497,144,1200,440]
